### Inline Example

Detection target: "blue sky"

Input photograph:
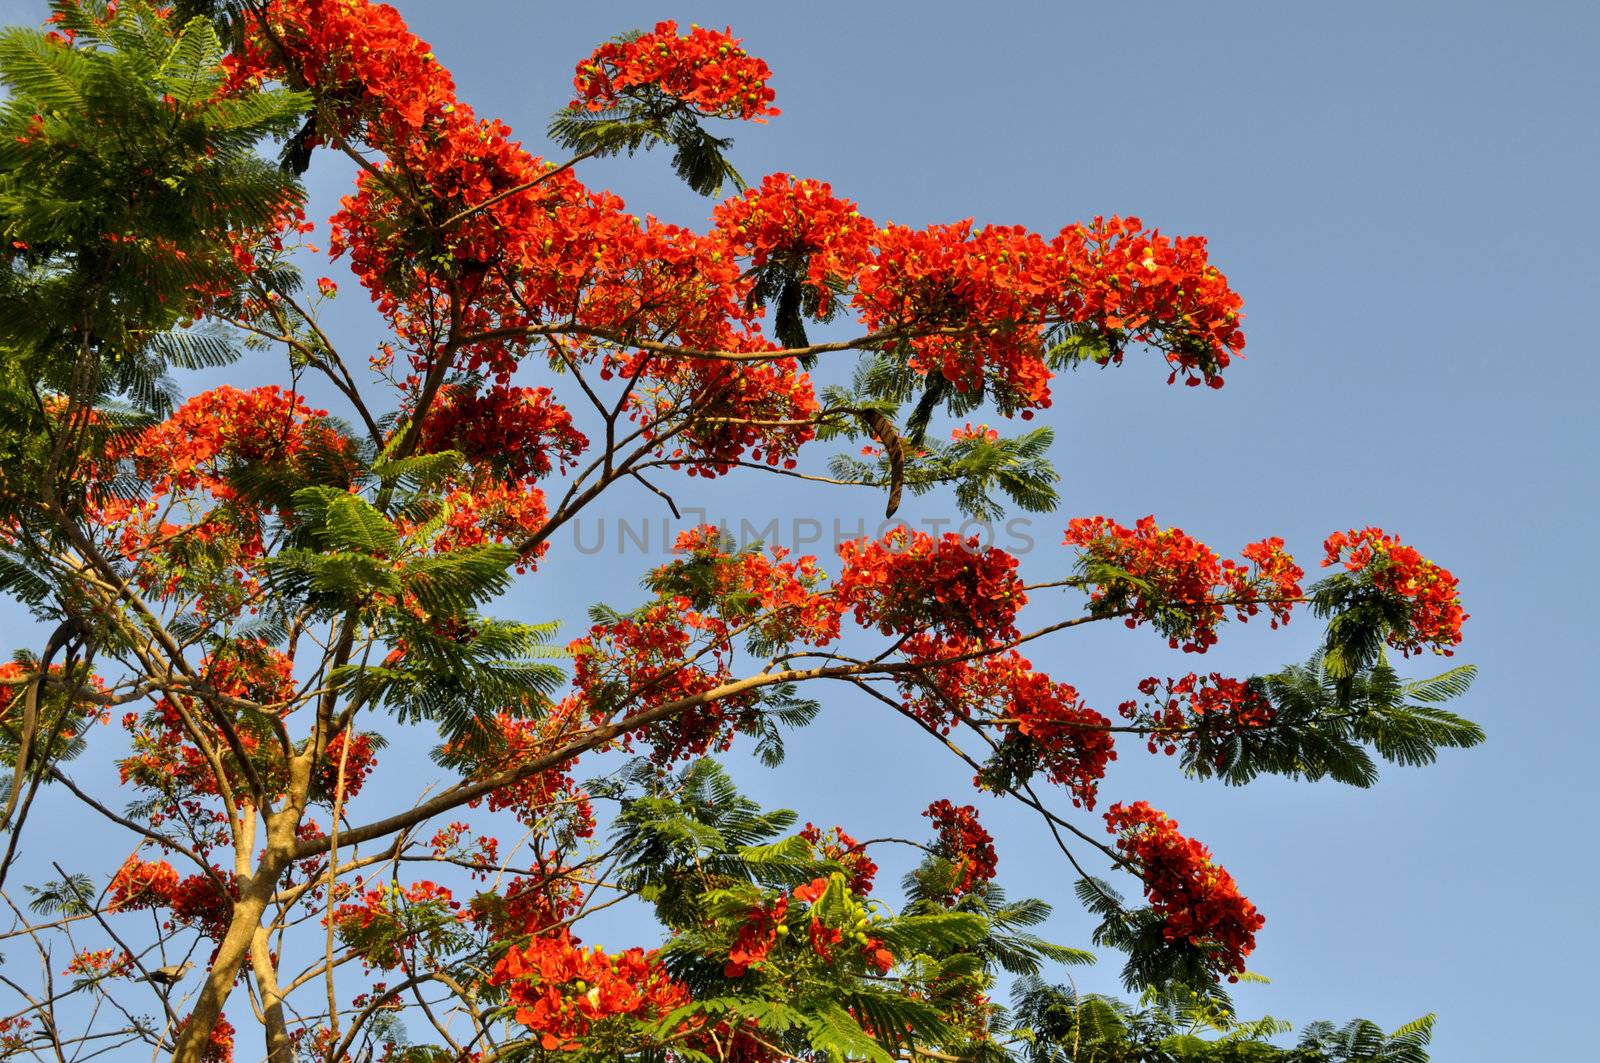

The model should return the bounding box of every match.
[3,0,1597,1058]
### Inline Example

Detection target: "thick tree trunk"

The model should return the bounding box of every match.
[251,925,296,1063]
[170,789,308,1063]
[168,852,286,1063]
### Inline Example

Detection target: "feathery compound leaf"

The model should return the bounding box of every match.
[0,30,91,111]
[1402,664,1477,703]
[157,16,224,104]
[372,450,465,494]
[323,492,401,555]
[143,327,244,370]
[805,1003,894,1063]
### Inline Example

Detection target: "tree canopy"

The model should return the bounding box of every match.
[0,3,1477,1061]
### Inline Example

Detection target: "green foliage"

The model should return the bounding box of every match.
[268,472,568,752]
[332,883,476,972]
[0,0,306,519]
[548,101,744,198]
[903,874,1097,978]
[1075,877,1231,995]
[1294,1015,1434,1063]
[817,359,1063,519]
[1008,975,1433,1063]
[167,1,251,45]
[361,613,566,755]
[1040,320,1137,380]
[827,421,1061,520]
[24,871,95,916]
[610,759,804,912]
[1180,655,1483,789]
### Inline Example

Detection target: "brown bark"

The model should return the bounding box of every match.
[251,925,295,1063]
[170,753,311,1063]
[169,846,287,1063]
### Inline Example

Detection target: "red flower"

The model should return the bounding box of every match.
[1122,673,1275,759]
[799,823,878,895]
[724,896,790,977]
[1104,801,1263,980]
[316,730,378,800]
[490,930,688,1050]
[572,21,779,121]
[107,857,180,912]
[899,644,1115,808]
[1064,516,1303,652]
[712,173,875,313]
[1322,527,1466,655]
[415,383,587,482]
[923,800,997,899]
[133,385,325,501]
[837,526,1027,643]
[457,712,595,837]
[791,877,828,904]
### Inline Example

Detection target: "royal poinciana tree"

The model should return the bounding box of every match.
[0,2,1480,1061]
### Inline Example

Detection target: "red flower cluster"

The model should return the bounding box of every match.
[468,869,584,938]
[852,221,1059,411]
[1122,673,1275,757]
[240,2,808,465]
[572,20,779,121]
[790,875,894,973]
[992,657,1116,807]
[724,895,790,977]
[0,661,104,743]
[573,602,756,764]
[428,821,501,880]
[331,880,464,969]
[0,1015,31,1053]
[836,526,1027,643]
[1234,536,1304,629]
[461,711,595,836]
[951,422,1001,443]
[133,386,325,501]
[203,639,297,706]
[652,526,841,647]
[923,800,998,898]
[799,823,878,895]
[712,173,875,313]
[1322,527,1466,655]
[196,1014,235,1063]
[63,947,133,978]
[1064,516,1303,652]
[416,383,587,482]
[631,349,821,477]
[848,216,1247,412]
[107,856,180,912]
[168,874,239,944]
[119,702,239,810]
[232,0,572,377]
[107,857,237,942]
[900,645,1115,808]
[575,522,958,762]
[426,480,550,571]
[315,730,378,800]
[1054,216,1245,388]
[1103,802,1263,980]
[93,387,344,610]
[490,931,689,1051]
[119,644,299,813]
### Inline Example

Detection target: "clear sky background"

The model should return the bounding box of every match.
[3,1,1597,1059]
